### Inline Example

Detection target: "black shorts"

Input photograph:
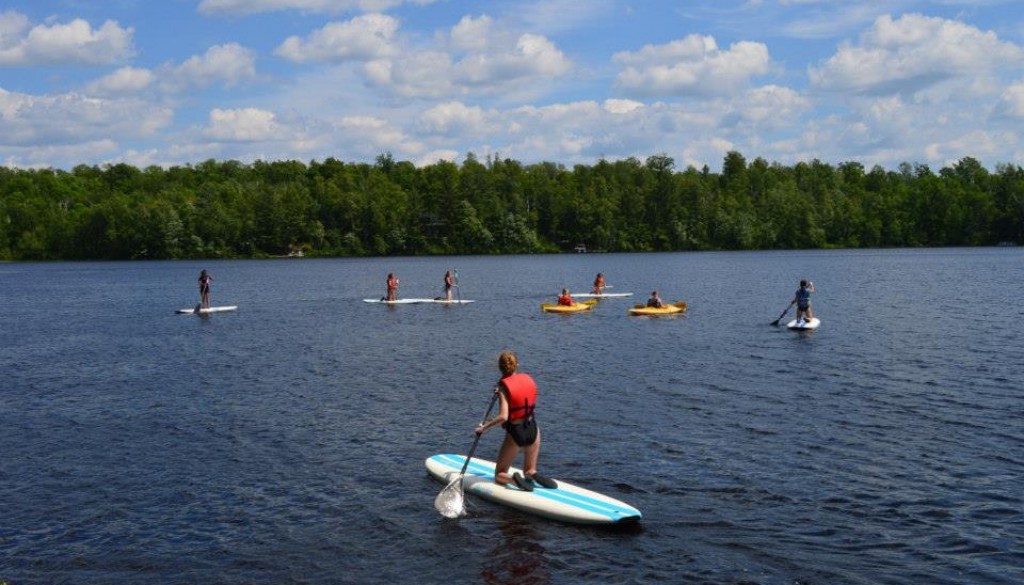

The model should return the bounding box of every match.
[504,418,538,447]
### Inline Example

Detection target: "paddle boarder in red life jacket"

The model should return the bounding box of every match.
[592,273,606,295]
[557,288,574,306]
[474,351,558,491]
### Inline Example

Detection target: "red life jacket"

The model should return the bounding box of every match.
[500,373,537,422]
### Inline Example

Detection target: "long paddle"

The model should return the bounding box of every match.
[434,390,499,518]
[770,305,791,326]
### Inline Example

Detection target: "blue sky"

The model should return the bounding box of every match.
[1,0,1022,171]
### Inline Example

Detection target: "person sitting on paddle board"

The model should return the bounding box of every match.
[474,351,557,491]
[788,279,815,323]
[592,273,606,295]
[646,290,664,308]
[444,270,455,301]
[385,272,399,301]
[557,288,574,306]
[198,269,213,308]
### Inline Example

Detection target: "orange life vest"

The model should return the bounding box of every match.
[500,373,537,422]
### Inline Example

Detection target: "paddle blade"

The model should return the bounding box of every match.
[434,476,466,518]
[673,302,688,310]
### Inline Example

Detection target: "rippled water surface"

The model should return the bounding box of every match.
[2,249,1022,584]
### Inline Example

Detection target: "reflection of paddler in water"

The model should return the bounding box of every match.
[481,512,550,585]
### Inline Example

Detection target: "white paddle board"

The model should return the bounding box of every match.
[426,453,641,525]
[362,298,430,304]
[426,299,475,304]
[787,317,820,330]
[572,292,634,299]
[176,305,238,314]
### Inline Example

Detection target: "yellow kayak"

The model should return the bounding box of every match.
[541,302,594,313]
[628,302,687,316]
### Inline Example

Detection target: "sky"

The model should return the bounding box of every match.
[2,0,1023,172]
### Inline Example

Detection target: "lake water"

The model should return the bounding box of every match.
[1,248,1021,585]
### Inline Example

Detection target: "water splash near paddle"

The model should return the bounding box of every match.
[434,477,466,518]
[433,391,499,519]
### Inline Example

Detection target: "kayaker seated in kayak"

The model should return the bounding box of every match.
[474,351,557,491]
[557,288,574,306]
[591,273,606,294]
[646,290,664,308]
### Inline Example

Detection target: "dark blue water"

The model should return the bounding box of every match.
[2,249,1022,584]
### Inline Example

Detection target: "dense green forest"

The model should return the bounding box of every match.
[1,151,1021,260]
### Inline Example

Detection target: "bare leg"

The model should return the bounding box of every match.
[521,428,541,476]
[494,433,520,485]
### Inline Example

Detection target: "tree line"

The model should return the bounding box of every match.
[1,151,1021,261]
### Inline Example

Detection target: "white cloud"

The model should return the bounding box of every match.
[335,115,422,154]
[995,80,1024,119]
[418,101,491,135]
[514,0,618,35]
[275,14,398,62]
[367,15,571,98]
[164,43,257,91]
[413,149,459,166]
[203,108,282,142]
[0,88,171,146]
[729,84,810,128]
[0,12,133,66]
[198,0,437,15]
[613,34,771,97]
[604,99,644,114]
[86,66,154,96]
[925,129,1005,167]
[365,50,454,97]
[810,13,1024,96]
[2,139,119,169]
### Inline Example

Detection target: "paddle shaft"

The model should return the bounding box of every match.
[771,305,791,326]
[460,390,499,476]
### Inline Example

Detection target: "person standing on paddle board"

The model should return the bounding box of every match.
[788,279,815,323]
[444,270,455,301]
[474,351,558,491]
[557,288,574,306]
[592,273,606,295]
[385,273,399,301]
[198,269,213,308]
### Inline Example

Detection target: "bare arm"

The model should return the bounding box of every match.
[476,388,509,435]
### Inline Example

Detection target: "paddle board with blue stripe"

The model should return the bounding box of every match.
[176,305,237,314]
[572,292,634,299]
[425,453,641,525]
